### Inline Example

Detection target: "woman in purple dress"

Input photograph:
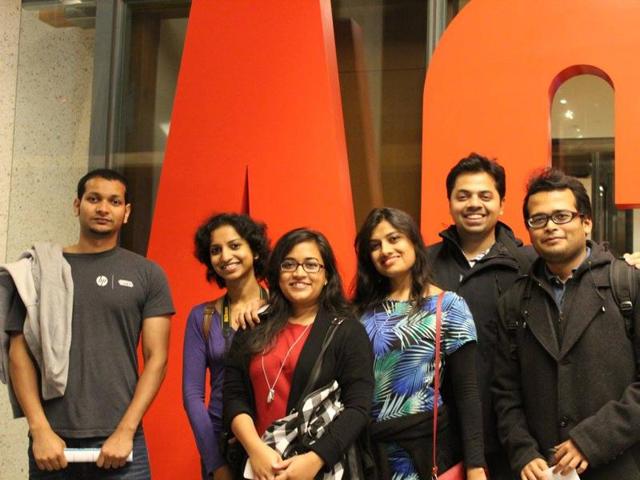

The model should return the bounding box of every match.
[182,213,270,480]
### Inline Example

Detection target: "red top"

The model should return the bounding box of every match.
[249,322,312,435]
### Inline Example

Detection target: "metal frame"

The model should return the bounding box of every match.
[88,0,189,170]
[89,0,127,169]
[427,0,448,64]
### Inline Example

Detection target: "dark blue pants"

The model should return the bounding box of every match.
[28,431,151,480]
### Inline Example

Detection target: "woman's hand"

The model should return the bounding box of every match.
[520,458,549,480]
[247,443,282,480]
[273,451,324,480]
[232,298,267,330]
[466,466,487,480]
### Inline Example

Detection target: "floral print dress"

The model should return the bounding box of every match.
[361,291,477,480]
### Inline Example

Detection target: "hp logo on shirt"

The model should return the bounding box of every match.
[96,275,108,287]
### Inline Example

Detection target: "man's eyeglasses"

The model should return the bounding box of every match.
[526,210,583,229]
[280,259,325,273]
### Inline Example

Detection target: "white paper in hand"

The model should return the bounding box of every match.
[243,460,255,479]
[543,467,580,480]
[63,448,133,463]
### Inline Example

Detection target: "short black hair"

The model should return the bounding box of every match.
[522,168,592,223]
[77,169,129,203]
[193,212,270,287]
[446,153,506,199]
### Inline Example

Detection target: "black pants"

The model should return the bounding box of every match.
[486,450,517,480]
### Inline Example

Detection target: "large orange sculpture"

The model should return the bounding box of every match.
[145,1,354,477]
[422,0,640,243]
[142,0,640,477]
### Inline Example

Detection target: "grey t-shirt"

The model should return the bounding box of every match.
[6,247,174,437]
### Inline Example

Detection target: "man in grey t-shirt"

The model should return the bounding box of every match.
[6,169,174,479]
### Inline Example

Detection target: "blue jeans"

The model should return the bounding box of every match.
[28,431,151,479]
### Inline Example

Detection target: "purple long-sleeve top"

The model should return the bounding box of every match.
[182,302,234,478]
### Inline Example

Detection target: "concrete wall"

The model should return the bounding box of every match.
[6,9,94,261]
[0,2,26,478]
[0,1,20,265]
[0,6,94,478]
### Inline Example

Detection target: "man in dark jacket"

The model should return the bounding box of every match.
[427,154,534,479]
[493,168,640,480]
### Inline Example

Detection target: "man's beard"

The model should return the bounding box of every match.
[87,225,116,237]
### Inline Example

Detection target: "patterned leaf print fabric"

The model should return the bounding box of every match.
[362,291,477,479]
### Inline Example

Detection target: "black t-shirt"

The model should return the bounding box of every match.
[2,274,27,333]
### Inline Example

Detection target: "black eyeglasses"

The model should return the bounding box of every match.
[280,259,325,273]
[526,210,583,229]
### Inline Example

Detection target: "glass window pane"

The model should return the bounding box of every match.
[551,74,636,255]
[112,2,190,255]
[332,0,428,226]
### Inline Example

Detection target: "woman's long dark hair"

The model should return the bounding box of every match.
[242,228,351,356]
[353,207,433,315]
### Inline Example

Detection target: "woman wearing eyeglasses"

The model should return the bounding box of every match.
[353,208,487,480]
[224,228,374,480]
[183,213,270,480]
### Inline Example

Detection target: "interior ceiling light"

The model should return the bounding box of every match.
[559,98,568,104]
[160,122,171,137]
[564,110,575,120]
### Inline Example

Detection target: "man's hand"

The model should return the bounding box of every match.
[97,428,134,469]
[520,457,549,480]
[553,439,589,476]
[9,334,67,472]
[213,464,234,480]
[31,426,67,471]
[623,252,640,269]
[273,451,324,480]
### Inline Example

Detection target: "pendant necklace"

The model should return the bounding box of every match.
[261,322,312,404]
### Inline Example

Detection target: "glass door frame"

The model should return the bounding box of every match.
[88,0,190,169]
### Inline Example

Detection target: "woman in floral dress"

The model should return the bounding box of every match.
[353,207,487,480]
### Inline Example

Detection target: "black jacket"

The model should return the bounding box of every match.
[223,308,375,470]
[492,242,640,479]
[427,222,535,454]
[369,409,453,480]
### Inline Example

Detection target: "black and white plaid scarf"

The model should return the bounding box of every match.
[257,380,346,479]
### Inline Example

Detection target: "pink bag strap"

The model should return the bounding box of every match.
[431,292,445,479]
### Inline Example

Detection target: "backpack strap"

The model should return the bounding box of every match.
[499,278,531,358]
[609,258,637,339]
[202,302,217,341]
[500,233,533,275]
